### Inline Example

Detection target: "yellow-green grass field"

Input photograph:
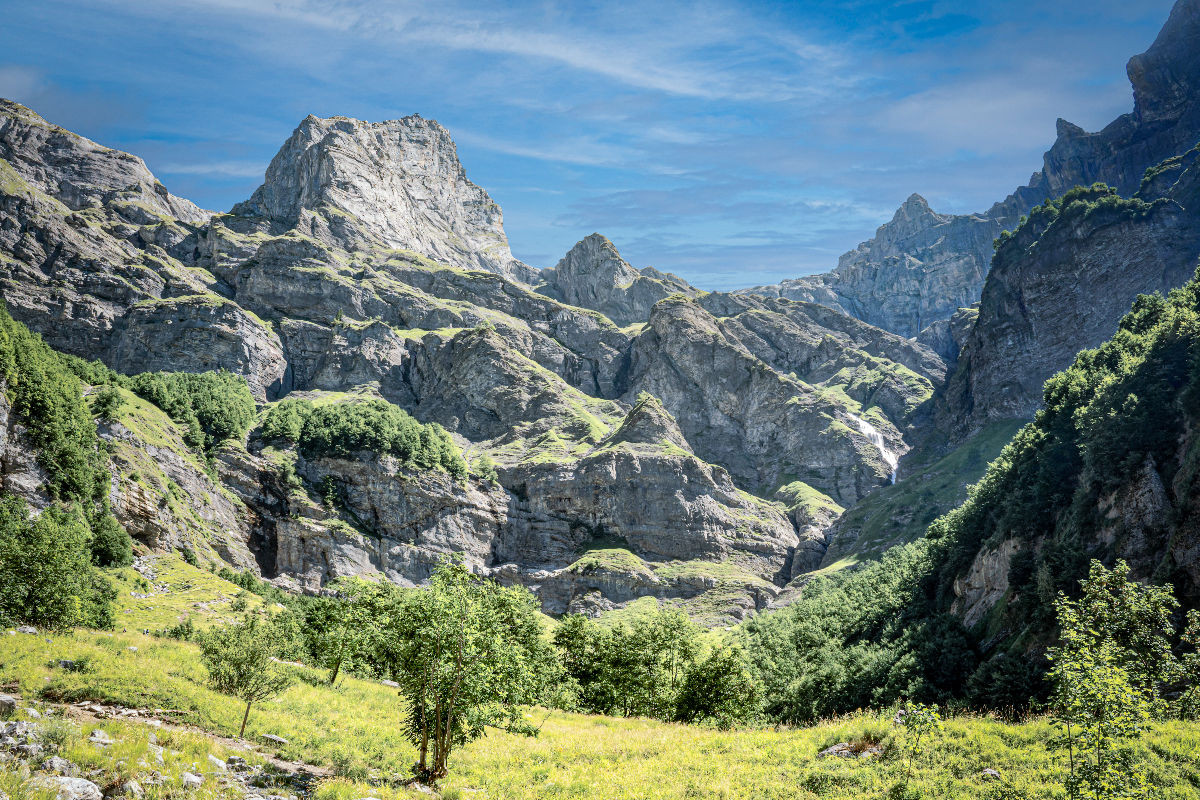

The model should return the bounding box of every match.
[108,554,270,632]
[2,630,1199,800]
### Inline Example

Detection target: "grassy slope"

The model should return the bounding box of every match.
[108,554,268,632]
[3,631,1199,800]
[820,420,1027,569]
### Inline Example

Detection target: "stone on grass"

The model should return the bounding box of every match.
[981,768,1002,781]
[180,772,203,790]
[17,626,36,635]
[260,734,288,746]
[207,754,226,770]
[27,708,42,719]
[380,680,399,688]
[88,730,114,745]
[42,756,79,776]
[33,776,103,800]
[121,781,143,798]
[0,695,15,719]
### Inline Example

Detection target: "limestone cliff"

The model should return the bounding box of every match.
[231,113,536,283]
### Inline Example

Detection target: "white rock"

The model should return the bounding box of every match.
[207,754,226,770]
[180,772,203,789]
[32,776,102,800]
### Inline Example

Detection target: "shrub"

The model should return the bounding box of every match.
[0,497,115,630]
[88,509,133,568]
[281,399,467,479]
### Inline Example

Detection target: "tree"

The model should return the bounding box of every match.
[0,497,112,630]
[90,386,124,423]
[892,700,943,793]
[391,561,553,784]
[1181,610,1200,719]
[305,582,379,685]
[88,509,132,568]
[198,615,295,737]
[673,645,759,727]
[1048,562,1160,800]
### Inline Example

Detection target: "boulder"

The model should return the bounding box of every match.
[260,734,289,746]
[16,626,36,634]
[180,772,203,790]
[32,777,103,800]
[87,729,114,746]
[0,694,15,719]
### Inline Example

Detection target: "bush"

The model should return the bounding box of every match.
[90,386,124,422]
[0,496,115,630]
[88,510,133,568]
[126,370,255,454]
[262,397,468,480]
[199,615,295,737]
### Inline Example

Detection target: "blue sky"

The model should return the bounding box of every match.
[0,0,1178,289]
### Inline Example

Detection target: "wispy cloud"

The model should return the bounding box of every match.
[158,160,265,178]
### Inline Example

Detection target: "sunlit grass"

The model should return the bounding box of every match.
[3,631,1199,798]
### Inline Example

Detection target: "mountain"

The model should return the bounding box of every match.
[232,113,537,283]
[0,100,944,622]
[743,0,1200,342]
[536,233,700,327]
[740,195,1003,339]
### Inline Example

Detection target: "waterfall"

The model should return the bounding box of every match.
[848,413,898,484]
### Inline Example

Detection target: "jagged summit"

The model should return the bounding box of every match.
[0,99,208,224]
[231,112,536,283]
[537,233,698,326]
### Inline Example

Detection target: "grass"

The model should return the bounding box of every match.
[3,630,1200,799]
[108,554,268,633]
[0,706,265,800]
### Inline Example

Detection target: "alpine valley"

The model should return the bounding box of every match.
[4,0,1200,745]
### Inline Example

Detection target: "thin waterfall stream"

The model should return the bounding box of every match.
[848,413,898,484]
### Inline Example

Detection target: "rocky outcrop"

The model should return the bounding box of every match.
[941,171,1200,436]
[537,233,699,326]
[0,99,207,224]
[100,391,257,570]
[231,113,535,282]
[952,538,1021,629]
[0,385,50,510]
[743,196,1002,338]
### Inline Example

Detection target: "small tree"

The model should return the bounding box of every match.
[1180,610,1200,719]
[199,615,294,737]
[392,561,553,785]
[892,700,943,792]
[90,386,124,423]
[1048,561,1161,800]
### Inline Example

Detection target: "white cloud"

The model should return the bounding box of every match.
[157,160,266,178]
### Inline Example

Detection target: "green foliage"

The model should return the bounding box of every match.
[742,541,976,723]
[0,496,115,630]
[554,608,757,726]
[260,397,314,442]
[125,369,255,455]
[180,547,199,567]
[90,385,124,422]
[0,305,108,502]
[88,509,133,568]
[1048,564,1160,799]
[892,700,944,792]
[673,645,760,728]
[473,453,499,484]
[263,397,468,479]
[389,560,555,784]
[198,614,296,737]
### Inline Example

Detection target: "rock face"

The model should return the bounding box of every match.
[537,233,699,326]
[744,0,1200,339]
[941,168,1200,437]
[231,113,536,283]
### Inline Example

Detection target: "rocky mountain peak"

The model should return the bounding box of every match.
[231,112,535,282]
[537,233,698,326]
[0,99,208,224]
[1128,0,1200,126]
